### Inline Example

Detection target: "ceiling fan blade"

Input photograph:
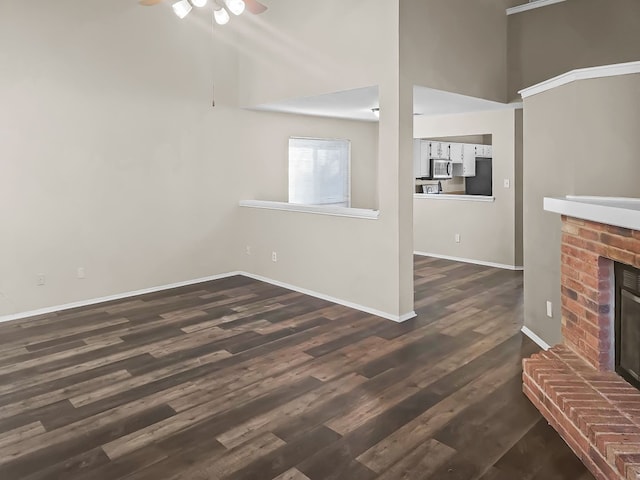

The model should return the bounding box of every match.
[244,0,268,15]
[139,0,163,6]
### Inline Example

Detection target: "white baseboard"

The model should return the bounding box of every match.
[0,271,417,325]
[414,251,524,271]
[0,272,241,324]
[239,271,416,323]
[521,326,551,351]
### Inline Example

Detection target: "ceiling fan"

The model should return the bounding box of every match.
[140,0,267,24]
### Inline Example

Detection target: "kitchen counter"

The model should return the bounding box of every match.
[544,196,640,230]
[414,193,495,203]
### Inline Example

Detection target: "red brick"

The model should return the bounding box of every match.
[564,234,608,256]
[607,393,640,403]
[563,222,582,235]
[588,444,624,479]
[576,292,603,312]
[600,232,640,251]
[579,316,603,337]
[584,310,612,330]
[565,216,587,226]
[563,264,582,280]
[564,297,590,318]
[562,285,580,301]
[584,333,611,352]
[562,243,583,259]
[626,464,640,480]
[605,225,634,237]
[606,246,636,265]
[579,415,632,434]
[580,227,602,241]
[589,424,640,444]
[596,434,640,453]
[634,230,640,241]
[617,456,640,476]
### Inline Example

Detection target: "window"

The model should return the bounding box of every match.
[288,137,351,207]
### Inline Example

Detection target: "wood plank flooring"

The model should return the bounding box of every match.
[0,256,594,479]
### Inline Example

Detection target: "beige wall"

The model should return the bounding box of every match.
[231,0,413,316]
[508,0,640,101]
[523,74,640,345]
[1,0,417,321]
[401,0,509,102]
[235,112,378,209]
[413,109,521,267]
[234,0,415,318]
[236,0,398,106]
[0,0,244,315]
[515,109,524,267]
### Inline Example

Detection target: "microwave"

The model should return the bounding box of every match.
[429,159,453,179]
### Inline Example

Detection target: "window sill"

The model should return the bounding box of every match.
[414,194,495,203]
[239,200,380,220]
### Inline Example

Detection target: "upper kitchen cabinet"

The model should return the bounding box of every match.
[413,140,430,178]
[450,143,464,164]
[462,144,476,176]
[476,144,493,158]
[452,144,477,177]
[429,141,450,160]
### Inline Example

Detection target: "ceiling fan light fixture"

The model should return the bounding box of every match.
[213,6,230,24]
[224,0,245,16]
[191,0,208,7]
[172,0,192,18]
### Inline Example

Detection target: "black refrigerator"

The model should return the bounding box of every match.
[465,157,492,196]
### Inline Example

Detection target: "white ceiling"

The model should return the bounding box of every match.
[249,85,522,122]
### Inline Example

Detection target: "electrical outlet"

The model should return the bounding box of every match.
[454,233,461,244]
[546,301,553,318]
[77,267,86,279]
[245,246,251,256]
[272,251,278,262]
[37,274,46,286]
[503,179,510,188]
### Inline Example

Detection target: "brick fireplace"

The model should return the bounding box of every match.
[523,214,640,480]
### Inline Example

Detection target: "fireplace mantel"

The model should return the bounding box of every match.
[545,196,640,231]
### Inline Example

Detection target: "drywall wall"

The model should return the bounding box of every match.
[1,0,416,321]
[401,0,509,103]
[0,0,244,315]
[235,0,415,318]
[236,0,397,106]
[523,73,640,346]
[413,109,521,267]
[508,0,640,101]
[235,112,378,209]
[515,109,524,267]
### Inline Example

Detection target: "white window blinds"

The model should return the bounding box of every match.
[288,137,351,207]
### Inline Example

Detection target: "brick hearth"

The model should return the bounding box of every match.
[523,215,640,480]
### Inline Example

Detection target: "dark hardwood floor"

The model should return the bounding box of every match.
[0,256,594,480]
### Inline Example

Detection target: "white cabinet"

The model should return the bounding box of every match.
[462,144,476,176]
[454,144,477,177]
[475,144,493,158]
[413,140,430,178]
[415,140,491,178]
[449,143,464,164]
[429,141,450,160]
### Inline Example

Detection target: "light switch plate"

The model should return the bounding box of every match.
[503,179,510,188]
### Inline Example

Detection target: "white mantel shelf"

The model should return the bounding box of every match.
[544,196,640,231]
[506,0,566,16]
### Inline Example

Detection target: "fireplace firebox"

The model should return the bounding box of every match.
[615,262,640,390]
